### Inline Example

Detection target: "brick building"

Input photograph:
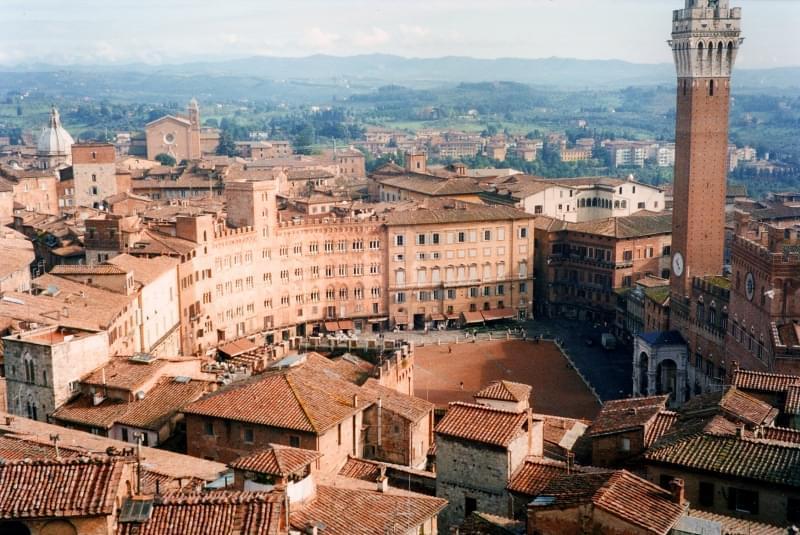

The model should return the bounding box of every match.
[534,213,672,323]
[71,142,120,209]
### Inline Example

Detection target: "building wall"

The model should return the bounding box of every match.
[386,217,534,328]
[72,143,117,209]
[527,504,659,535]
[646,464,799,527]
[185,411,363,474]
[146,117,197,162]
[12,175,59,215]
[590,429,645,467]
[363,407,432,468]
[138,266,180,355]
[4,329,109,421]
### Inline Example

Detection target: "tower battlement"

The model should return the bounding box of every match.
[670,1,743,78]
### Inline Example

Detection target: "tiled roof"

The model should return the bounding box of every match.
[361,378,433,422]
[50,264,128,276]
[183,355,371,433]
[338,456,382,482]
[681,387,778,427]
[229,444,321,477]
[532,470,685,535]
[378,174,483,196]
[383,204,533,226]
[475,380,531,403]
[54,378,210,431]
[117,491,285,535]
[107,253,178,285]
[681,509,784,535]
[84,357,169,392]
[732,368,800,393]
[435,402,527,448]
[0,458,123,519]
[535,414,589,452]
[644,434,800,487]
[507,457,572,496]
[458,512,526,535]
[587,395,668,437]
[785,386,800,415]
[759,426,800,445]
[644,411,679,447]
[289,485,446,535]
[563,213,673,239]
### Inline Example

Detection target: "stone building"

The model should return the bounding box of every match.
[145,99,219,162]
[3,325,108,422]
[71,142,120,209]
[0,228,34,293]
[386,203,535,329]
[633,331,691,406]
[481,175,665,223]
[534,213,672,323]
[434,402,542,529]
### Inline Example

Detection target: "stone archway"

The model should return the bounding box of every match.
[638,352,650,395]
[656,359,678,400]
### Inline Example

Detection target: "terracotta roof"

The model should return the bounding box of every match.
[328,354,374,385]
[644,411,679,447]
[435,402,527,448]
[507,457,573,496]
[587,395,668,437]
[84,357,169,392]
[682,509,784,535]
[338,456,382,482]
[785,385,800,415]
[289,485,446,535]
[759,426,800,445]
[475,380,531,403]
[50,264,128,276]
[54,377,210,431]
[361,378,433,422]
[0,458,123,519]
[681,387,778,427]
[458,512,526,535]
[563,213,673,239]
[183,354,371,433]
[732,368,800,393]
[107,253,178,285]
[645,434,800,487]
[535,414,589,452]
[229,444,321,477]
[383,204,533,226]
[118,491,285,535]
[532,470,685,535]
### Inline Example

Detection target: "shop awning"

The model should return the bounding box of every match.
[394,314,409,325]
[324,321,340,331]
[338,320,355,331]
[368,317,389,323]
[430,313,446,322]
[218,338,258,358]
[462,311,484,325]
[445,313,460,321]
[481,308,516,321]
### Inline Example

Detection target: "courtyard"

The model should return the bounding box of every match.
[414,339,601,420]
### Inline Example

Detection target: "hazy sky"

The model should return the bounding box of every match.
[2,0,797,68]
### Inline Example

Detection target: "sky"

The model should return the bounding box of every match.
[2,0,798,69]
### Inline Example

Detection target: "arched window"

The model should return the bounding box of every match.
[709,79,715,97]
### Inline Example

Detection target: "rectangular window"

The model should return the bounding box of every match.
[289,435,301,448]
[203,421,214,436]
[698,482,714,507]
[457,231,466,243]
[727,488,759,514]
[395,235,405,246]
[416,234,426,245]
[519,227,527,238]
[465,497,478,516]
[243,428,254,444]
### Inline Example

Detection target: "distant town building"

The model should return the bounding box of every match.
[145,99,220,162]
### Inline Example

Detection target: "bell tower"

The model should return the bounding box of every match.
[668,0,742,298]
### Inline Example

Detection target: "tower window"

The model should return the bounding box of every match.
[709,80,715,97]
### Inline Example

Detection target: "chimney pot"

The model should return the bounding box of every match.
[669,478,685,505]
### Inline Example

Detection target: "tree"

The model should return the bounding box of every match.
[154,153,177,166]
[216,131,237,157]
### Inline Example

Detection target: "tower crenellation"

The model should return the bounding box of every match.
[670,0,742,78]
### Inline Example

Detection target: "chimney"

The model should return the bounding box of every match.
[668,478,685,505]
[376,475,389,493]
[4,416,14,426]
[735,424,745,439]
[352,394,359,408]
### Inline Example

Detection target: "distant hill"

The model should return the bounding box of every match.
[4,54,800,90]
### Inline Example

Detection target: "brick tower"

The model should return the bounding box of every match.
[669,0,742,299]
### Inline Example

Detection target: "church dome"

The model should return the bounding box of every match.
[37,106,74,156]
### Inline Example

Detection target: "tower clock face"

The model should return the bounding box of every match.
[672,252,684,277]
[745,272,755,301]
